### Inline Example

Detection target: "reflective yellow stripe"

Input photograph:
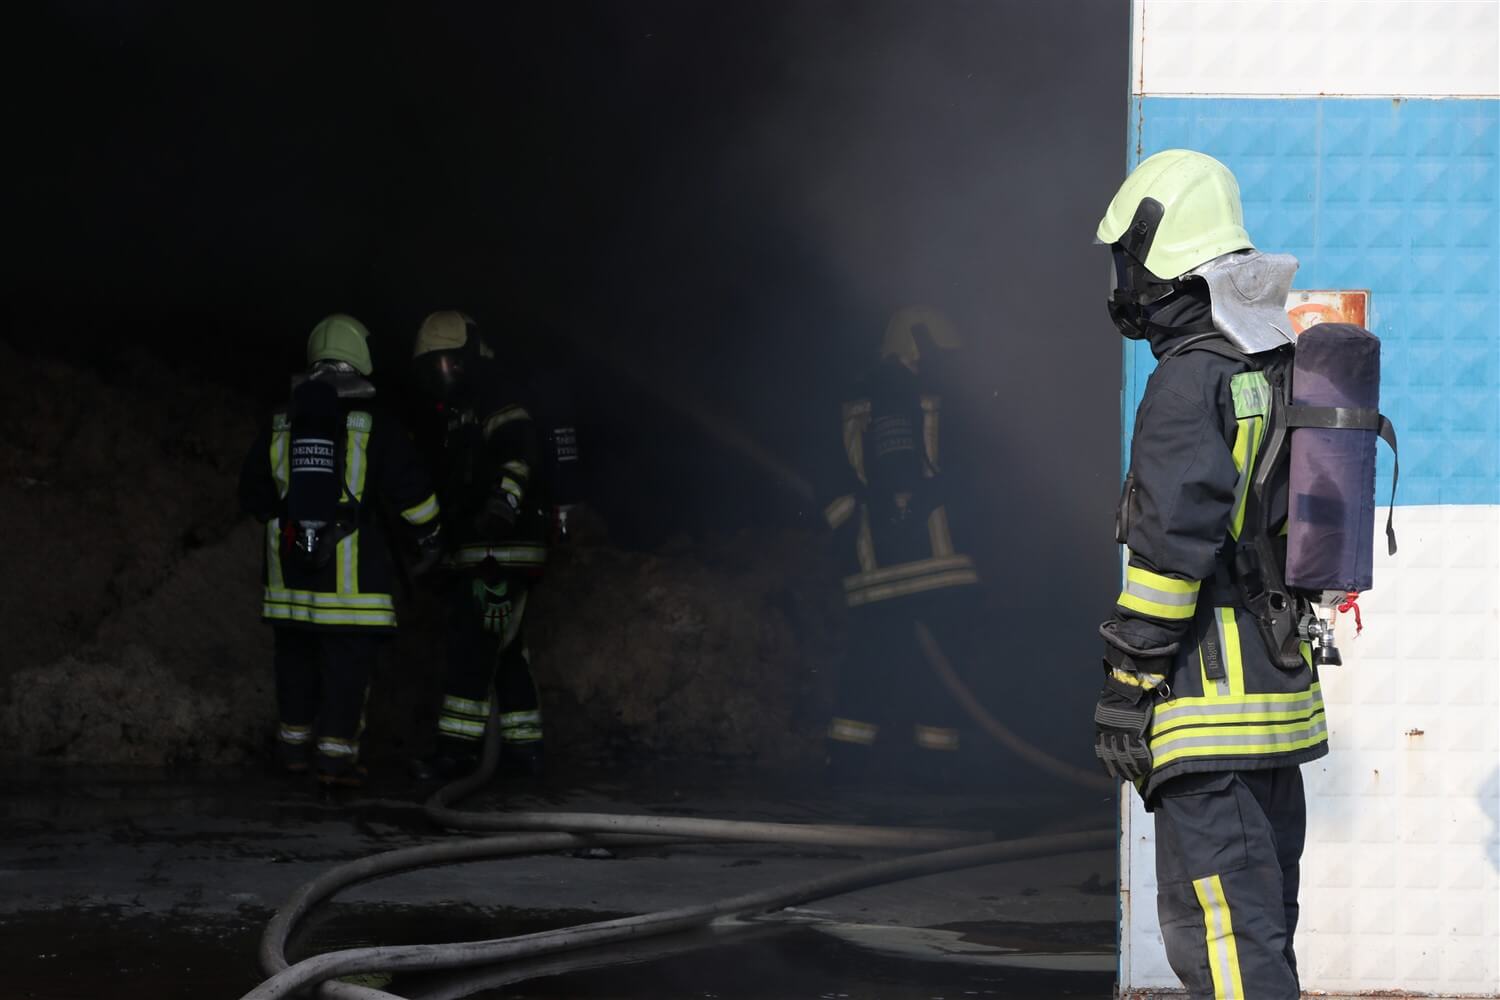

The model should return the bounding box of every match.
[263,604,397,628]
[1226,372,1269,541]
[824,494,856,530]
[1150,719,1329,769]
[270,428,290,497]
[1117,565,1200,620]
[1158,682,1324,714]
[499,476,523,499]
[1110,668,1167,690]
[501,459,531,478]
[401,493,440,526]
[1193,874,1246,999]
[339,419,371,597]
[264,588,394,608]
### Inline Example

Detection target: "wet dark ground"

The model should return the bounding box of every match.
[0,763,1119,999]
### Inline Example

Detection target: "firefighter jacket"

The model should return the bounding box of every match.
[1114,311,1328,800]
[823,358,980,609]
[422,362,548,577]
[238,401,439,630]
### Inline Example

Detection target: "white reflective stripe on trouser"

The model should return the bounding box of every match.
[914,725,959,751]
[442,695,490,718]
[438,716,487,741]
[500,710,542,743]
[317,738,358,759]
[828,718,878,745]
[279,725,313,745]
[1193,874,1246,999]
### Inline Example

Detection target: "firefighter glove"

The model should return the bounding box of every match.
[1093,677,1155,783]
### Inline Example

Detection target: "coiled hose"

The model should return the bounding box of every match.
[245,626,1115,1000]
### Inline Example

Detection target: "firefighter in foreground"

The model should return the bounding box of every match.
[409,311,550,781]
[239,314,441,788]
[1094,150,1328,998]
[822,307,982,783]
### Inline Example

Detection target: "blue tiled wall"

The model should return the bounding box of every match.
[1122,97,1500,507]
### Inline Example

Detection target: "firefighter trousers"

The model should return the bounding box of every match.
[827,589,977,758]
[273,627,378,778]
[1152,766,1306,999]
[434,573,542,752]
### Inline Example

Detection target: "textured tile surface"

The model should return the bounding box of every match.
[1133,0,1500,98]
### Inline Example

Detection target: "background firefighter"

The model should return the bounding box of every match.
[1094,149,1327,998]
[238,314,441,788]
[409,311,551,782]
[821,306,983,784]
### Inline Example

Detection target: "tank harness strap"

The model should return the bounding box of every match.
[1283,405,1399,556]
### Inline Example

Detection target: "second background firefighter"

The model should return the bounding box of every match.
[408,311,551,781]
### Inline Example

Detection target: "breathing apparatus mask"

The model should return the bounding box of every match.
[1105,196,1192,341]
[414,348,469,405]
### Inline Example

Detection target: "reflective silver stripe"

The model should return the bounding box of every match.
[317,739,357,758]
[263,589,394,609]
[279,726,312,745]
[1153,691,1324,726]
[438,717,487,740]
[843,398,871,485]
[484,406,530,437]
[1152,715,1328,753]
[927,505,954,557]
[843,554,975,590]
[1121,578,1197,609]
[824,494,856,530]
[920,393,941,475]
[262,603,397,628]
[1194,875,1243,999]
[914,725,959,751]
[828,718,878,745]
[499,710,542,726]
[845,568,980,607]
[442,696,490,718]
[444,545,548,568]
[401,494,440,525]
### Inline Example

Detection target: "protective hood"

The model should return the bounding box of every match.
[1187,250,1299,355]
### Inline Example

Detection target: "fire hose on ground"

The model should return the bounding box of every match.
[243,625,1116,1000]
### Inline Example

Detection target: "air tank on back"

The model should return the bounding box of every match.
[1284,322,1382,595]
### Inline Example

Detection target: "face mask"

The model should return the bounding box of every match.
[1107,245,1180,340]
[415,350,467,403]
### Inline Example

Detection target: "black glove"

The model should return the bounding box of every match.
[410,525,443,577]
[1093,624,1176,784]
[1093,674,1156,783]
[475,484,520,537]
